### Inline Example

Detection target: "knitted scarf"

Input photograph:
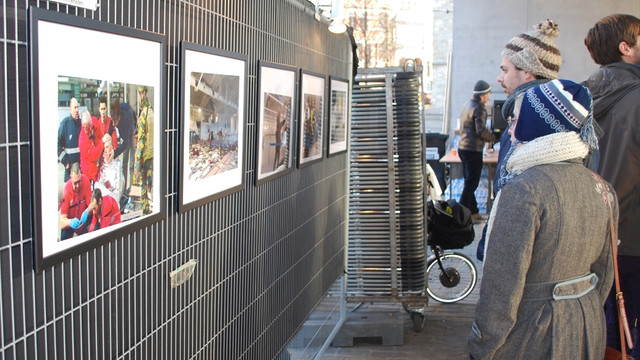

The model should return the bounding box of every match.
[484,131,589,263]
[496,131,589,189]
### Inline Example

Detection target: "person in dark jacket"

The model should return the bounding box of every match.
[110,101,136,196]
[457,80,495,222]
[583,14,640,359]
[58,97,81,182]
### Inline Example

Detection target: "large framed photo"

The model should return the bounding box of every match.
[298,70,326,167]
[178,42,247,212]
[256,61,297,185]
[29,8,166,272]
[328,76,349,156]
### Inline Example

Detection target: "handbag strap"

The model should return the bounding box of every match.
[594,174,634,356]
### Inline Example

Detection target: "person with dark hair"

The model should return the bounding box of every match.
[495,19,562,192]
[457,80,495,222]
[477,19,563,260]
[78,110,104,183]
[583,14,640,359]
[97,96,118,152]
[59,162,92,240]
[468,79,615,359]
[110,100,136,195]
[58,97,81,182]
[86,188,121,232]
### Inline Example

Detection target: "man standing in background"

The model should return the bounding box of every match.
[583,14,640,359]
[457,80,495,222]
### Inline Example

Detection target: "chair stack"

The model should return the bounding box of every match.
[347,67,427,301]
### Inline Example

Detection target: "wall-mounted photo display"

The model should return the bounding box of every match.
[255,61,298,185]
[29,8,166,272]
[328,76,349,156]
[178,42,247,212]
[298,70,326,167]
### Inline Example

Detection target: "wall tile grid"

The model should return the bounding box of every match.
[0,0,351,359]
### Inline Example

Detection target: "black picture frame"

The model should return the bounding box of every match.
[327,76,349,156]
[29,7,166,272]
[178,42,247,212]
[255,61,298,185]
[298,70,326,168]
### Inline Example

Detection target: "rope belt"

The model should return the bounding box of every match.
[522,272,598,301]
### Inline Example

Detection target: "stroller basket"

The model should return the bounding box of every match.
[427,199,475,250]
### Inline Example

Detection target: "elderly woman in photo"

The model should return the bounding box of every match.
[467,79,617,359]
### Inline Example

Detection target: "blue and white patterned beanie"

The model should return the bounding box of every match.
[513,79,598,150]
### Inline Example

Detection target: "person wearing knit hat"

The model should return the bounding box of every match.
[502,19,562,81]
[457,80,496,222]
[473,80,491,95]
[468,79,616,359]
[513,79,597,147]
[477,20,565,261]
[498,79,598,187]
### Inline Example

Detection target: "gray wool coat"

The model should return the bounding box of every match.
[467,162,617,359]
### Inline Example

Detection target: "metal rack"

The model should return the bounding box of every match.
[347,64,429,325]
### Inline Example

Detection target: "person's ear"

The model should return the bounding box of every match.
[619,41,631,56]
[523,71,537,82]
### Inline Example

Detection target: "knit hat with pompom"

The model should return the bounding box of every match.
[502,19,562,79]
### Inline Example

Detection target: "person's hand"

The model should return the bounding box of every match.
[69,218,82,229]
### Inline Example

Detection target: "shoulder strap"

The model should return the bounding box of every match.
[594,173,634,355]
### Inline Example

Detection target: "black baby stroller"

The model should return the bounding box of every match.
[425,199,478,303]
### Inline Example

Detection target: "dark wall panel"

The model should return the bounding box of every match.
[0,0,351,358]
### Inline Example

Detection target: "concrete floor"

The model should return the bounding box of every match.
[320,220,486,360]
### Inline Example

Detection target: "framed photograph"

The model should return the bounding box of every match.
[298,70,326,167]
[178,42,247,212]
[29,8,166,272]
[255,61,297,185]
[328,76,349,156]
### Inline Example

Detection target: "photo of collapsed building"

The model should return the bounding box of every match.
[187,72,240,181]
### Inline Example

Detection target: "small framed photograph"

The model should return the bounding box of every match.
[298,70,326,167]
[178,42,247,212]
[255,61,298,185]
[328,76,349,156]
[29,8,166,272]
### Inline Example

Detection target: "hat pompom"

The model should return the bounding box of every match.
[535,19,560,38]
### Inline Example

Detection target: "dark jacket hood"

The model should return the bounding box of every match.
[582,62,640,120]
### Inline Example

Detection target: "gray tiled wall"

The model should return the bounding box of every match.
[0,0,350,358]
